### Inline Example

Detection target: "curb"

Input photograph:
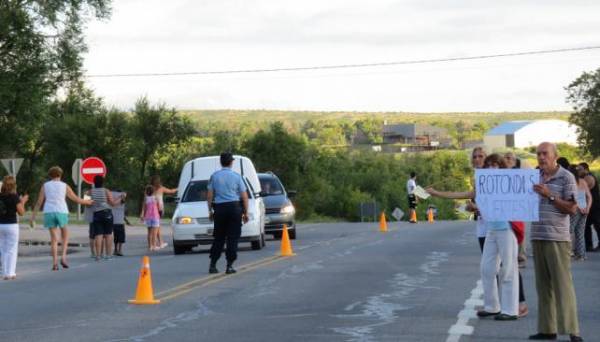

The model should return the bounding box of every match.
[19,240,90,248]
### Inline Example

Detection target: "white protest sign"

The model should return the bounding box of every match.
[413,185,430,200]
[475,169,540,222]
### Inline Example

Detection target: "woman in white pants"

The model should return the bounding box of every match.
[480,220,519,319]
[427,153,520,320]
[0,176,29,280]
[477,154,519,320]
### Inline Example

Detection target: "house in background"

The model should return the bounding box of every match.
[382,123,450,148]
[483,120,578,151]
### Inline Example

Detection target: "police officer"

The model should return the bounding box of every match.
[206,153,249,274]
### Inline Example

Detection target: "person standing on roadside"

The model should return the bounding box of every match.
[568,165,592,261]
[529,142,583,342]
[505,151,528,268]
[150,175,177,249]
[90,175,122,261]
[140,185,161,251]
[407,172,418,223]
[428,149,529,318]
[111,190,128,256]
[31,166,93,271]
[578,163,600,252]
[207,153,249,275]
[428,154,521,321]
[0,176,28,280]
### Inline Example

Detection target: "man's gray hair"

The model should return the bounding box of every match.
[538,142,558,156]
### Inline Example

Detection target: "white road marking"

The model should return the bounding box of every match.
[446,279,483,342]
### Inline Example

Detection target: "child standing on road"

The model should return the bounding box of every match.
[112,190,128,256]
[140,186,160,251]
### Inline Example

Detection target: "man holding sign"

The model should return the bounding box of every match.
[529,143,583,342]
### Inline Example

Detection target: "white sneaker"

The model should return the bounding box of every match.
[160,242,168,249]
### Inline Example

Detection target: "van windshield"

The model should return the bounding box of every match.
[182,180,209,202]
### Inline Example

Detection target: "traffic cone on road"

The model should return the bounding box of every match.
[379,212,388,232]
[409,210,418,223]
[280,225,295,257]
[427,208,434,223]
[128,256,160,305]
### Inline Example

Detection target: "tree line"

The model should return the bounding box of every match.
[2,0,600,221]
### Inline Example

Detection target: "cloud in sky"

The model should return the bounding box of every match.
[83,0,600,111]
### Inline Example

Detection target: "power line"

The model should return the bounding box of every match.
[86,45,600,78]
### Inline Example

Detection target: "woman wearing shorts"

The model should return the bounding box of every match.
[31,166,92,270]
[90,175,123,261]
[151,175,177,249]
[140,185,161,251]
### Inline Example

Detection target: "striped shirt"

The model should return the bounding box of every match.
[531,166,577,242]
[91,187,111,212]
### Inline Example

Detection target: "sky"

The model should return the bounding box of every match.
[83,0,600,112]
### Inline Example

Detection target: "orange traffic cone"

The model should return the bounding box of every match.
[427,208,434,223]
[128,256,160,305]
[409,210,418,223]
[379,212,388,232]
[280,224,295,257]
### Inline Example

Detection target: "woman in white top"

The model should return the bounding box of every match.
[150,175,177,249]
[569,165,593,260]
[31,166,92,271]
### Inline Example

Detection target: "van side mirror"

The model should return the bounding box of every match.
[287,190,297,199]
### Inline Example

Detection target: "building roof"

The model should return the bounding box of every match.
[382,124,415,137]
[382,123,447,137]
[486,121,533,135]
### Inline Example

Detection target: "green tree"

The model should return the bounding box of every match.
[566,67,600,157]
[130,97,195,187]
[0,0,112,187]
[246,122,312,190]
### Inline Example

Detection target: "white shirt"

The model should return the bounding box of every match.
[407,179,417,195]
[43,180,69,214]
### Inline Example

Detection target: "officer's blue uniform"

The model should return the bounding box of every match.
[208,167,247,265]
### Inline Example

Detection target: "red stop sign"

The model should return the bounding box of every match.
[80,157,107,185]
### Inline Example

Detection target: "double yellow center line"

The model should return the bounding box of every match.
[155,255,284,301]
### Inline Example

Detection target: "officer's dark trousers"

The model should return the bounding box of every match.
[209,201,242,264]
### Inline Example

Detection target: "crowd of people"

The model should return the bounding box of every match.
[0,146,598,341]
[426,142,593,342]
[0,166,177,275]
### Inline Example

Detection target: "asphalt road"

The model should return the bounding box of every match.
[1,221,598,342]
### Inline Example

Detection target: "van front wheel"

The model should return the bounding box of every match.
[251,234,264,250]
[173,242,190,255]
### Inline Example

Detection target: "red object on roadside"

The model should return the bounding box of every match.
[80,157,107,184]
[510,221,525,244]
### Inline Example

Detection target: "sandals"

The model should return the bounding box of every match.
[60,260,69,269]
[52,264,59,271]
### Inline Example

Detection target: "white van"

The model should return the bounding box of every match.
[171,155,266,254]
